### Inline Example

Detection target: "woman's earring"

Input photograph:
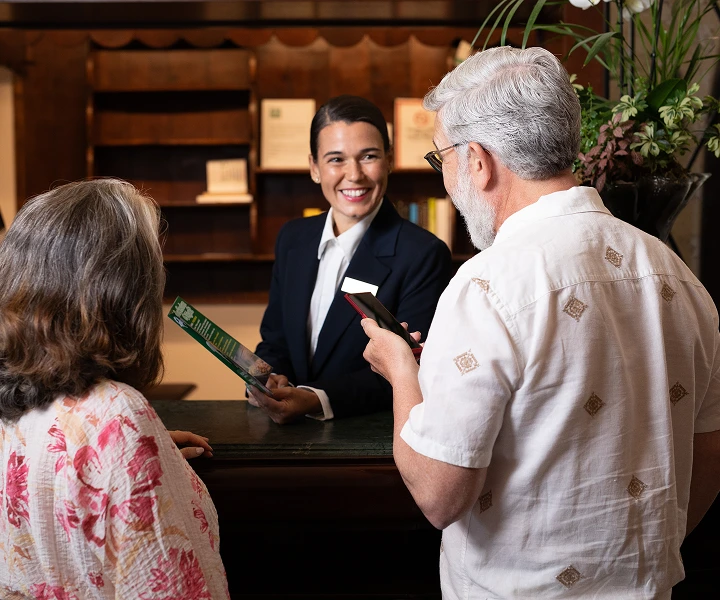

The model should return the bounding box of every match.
[313,177,320,183]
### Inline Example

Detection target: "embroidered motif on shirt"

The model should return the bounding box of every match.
[454,351,479,375]
[556,565,583,588]
[669,382,688,405]
[584,393,605,417]
[605,246,623,268]
[661,283,676,303]
[627,475,647,500]
[478,490,492,513]
[472,278,490,293]
[562,296,588,321]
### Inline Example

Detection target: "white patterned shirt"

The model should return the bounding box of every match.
[401,186,720,599]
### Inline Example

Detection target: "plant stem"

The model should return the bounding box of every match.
[618,0,625,95]
[630,18,635,96]
[687,109,718,171]
[649,0,665,88]
[604,1,611,98]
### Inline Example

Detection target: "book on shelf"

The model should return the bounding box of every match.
[261,98,316,169]
[394,196,455,250]
[167,297,275,396]
[196,158,253,204]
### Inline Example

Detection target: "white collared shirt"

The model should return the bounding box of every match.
[402,186,720,598]
[301,202,383,420]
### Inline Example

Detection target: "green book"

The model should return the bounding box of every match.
[168,296,274,396]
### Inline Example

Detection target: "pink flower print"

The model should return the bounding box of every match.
[6,451,30,528]
[110,494,157,532]
[192,499,215,550]
[97,419,125,452]
[189,468,205,498]
[73,446,103,492]
[29,583,79,600]
[79,492,110,548]
[47,423,68,474]
[126,436,163,495]
[55,499,81,538]
[140,548,212,600]
[88,572,104,588]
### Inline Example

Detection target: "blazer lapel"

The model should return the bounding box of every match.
[310,199,401,377]
[283,221,323,383]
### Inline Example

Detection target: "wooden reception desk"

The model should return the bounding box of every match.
[151,400,718,600]
[150,400,442,600]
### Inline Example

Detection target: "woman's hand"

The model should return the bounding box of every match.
[247,385,322,425]
[247,374,289,406]
[169,430,214,459]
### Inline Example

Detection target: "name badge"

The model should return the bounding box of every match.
[341,277,379,296]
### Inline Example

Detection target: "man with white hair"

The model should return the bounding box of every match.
[361,46,720,598]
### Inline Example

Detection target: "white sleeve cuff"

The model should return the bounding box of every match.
[297,386,334,421]
[400,407,491,469]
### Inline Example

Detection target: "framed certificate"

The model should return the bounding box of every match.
[393,98,436,169]
[260,98,316,169]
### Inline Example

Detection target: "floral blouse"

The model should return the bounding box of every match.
[0,380,229,599]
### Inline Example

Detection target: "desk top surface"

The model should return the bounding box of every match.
[151,400,394,461]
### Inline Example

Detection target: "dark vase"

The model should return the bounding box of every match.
[599,173,710,242]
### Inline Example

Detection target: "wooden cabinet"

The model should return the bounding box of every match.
[86,36,481,303]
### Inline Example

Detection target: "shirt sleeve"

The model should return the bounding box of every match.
[85,386,230,599]
[401,274,522,469]
[696,329,720,433]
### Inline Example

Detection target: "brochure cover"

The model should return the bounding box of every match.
[168,297,274,396]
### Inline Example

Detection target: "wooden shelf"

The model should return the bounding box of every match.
[255,167,311,175]
[159,200,253,208]
[162,291,270,305]
[164,253,274,263]
[94,138,251,147]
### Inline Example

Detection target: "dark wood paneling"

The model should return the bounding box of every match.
[14,31,87,204]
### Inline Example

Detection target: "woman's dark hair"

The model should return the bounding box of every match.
[0,179,165,421]
[310,95,391,160]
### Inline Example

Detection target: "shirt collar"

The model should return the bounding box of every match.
[494,185,610,244]
[317,200,384,260]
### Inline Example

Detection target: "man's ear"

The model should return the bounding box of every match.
[467,142,492,190]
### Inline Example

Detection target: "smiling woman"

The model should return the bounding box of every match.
[248,95,453,424]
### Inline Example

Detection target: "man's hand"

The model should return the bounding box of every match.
[247,383,322,425]
[169,430,213,460]
[361,318,421,386]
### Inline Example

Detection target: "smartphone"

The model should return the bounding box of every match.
[344,292,423,360]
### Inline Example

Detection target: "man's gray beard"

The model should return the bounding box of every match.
[450,162,497,251]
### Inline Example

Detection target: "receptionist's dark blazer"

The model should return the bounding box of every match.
[255,198,453,418]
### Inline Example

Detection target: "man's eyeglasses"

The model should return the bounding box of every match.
[424,142,466,173]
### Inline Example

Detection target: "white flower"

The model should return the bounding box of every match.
[623,0,654,18]
[568,0,653,16]
[568,0,604,8]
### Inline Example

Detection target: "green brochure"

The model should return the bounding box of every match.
[168,296,274,396]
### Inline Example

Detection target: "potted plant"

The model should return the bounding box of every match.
[473,0,720,242]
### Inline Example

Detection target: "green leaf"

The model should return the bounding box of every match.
[684,44,702,84]
[522,0,547,50]
[470,0,513,50]
[501,0,527,47]
[568,31,618,68]
[647,78,686,111]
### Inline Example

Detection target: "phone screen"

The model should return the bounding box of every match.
[344,292,422,353]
